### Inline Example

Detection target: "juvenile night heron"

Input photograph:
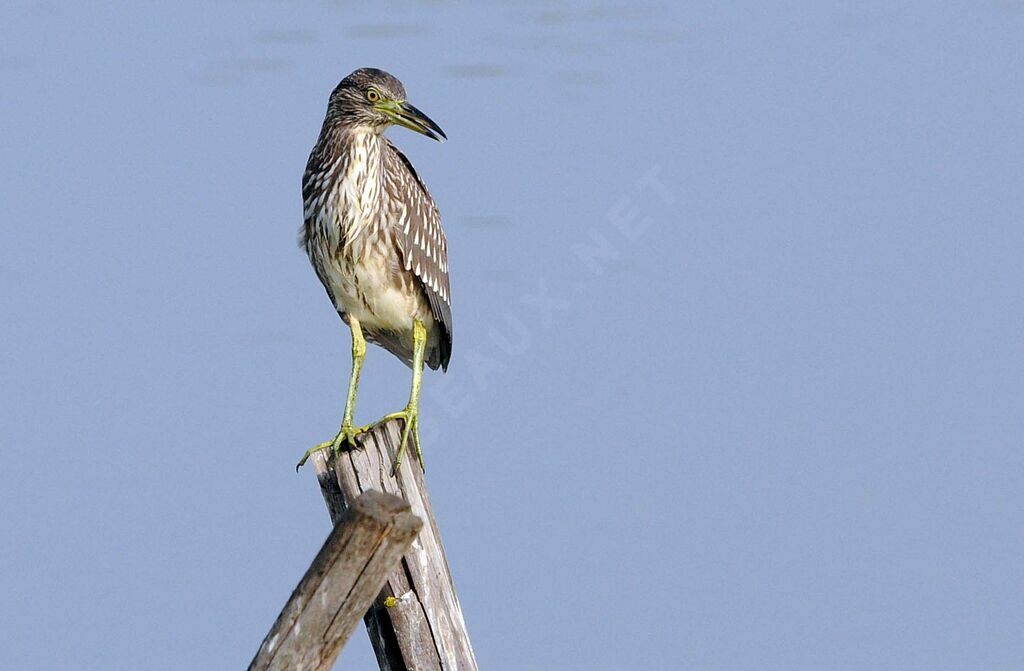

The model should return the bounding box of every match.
[296,68,451,472]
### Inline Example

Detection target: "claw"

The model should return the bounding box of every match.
[296,423,371,471]
[388,408,422,475]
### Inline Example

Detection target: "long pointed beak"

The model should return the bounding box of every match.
[379,100,447,143]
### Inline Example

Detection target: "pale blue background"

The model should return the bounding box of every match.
[1,2,1021,669]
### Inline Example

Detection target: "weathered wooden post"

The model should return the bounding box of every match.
[249,490,423,671]
[310,419,479,671]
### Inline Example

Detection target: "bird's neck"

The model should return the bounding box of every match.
[320,127,387,233]
[321,117,383,150]
[338,127,385,188]
[339,126,385,151]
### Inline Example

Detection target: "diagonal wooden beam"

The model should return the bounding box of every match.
[250,490,422,671]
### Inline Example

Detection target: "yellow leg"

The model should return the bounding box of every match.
[296,317,371,470]
[341,317,367,430]
[379,320,426,473]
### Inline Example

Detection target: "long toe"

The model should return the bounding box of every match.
[296,442,329,471]
[393,420,413,473]
[413,418,424,469]
[297,424,365,471]
[388,409,423,474]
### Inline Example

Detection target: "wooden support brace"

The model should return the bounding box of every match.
[249,490,423,671]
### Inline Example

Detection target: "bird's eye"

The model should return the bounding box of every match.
[366,89,381,103]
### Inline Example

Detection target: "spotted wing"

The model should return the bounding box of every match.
[384,140,452,371]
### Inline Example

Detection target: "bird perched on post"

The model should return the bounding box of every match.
[296,68,451,472]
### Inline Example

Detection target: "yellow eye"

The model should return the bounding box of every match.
[366,88,381,103]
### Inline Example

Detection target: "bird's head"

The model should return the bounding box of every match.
[327,68,446,142]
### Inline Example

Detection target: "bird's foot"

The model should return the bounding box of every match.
[377,405,422,475]
[296,421,372,471]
